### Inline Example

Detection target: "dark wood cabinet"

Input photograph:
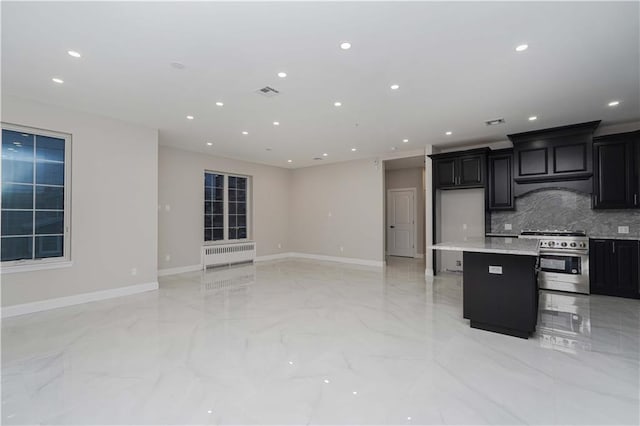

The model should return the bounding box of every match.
[589,238,640,299]
[487,149,514,210]
[509,121,600,195]
[430,148,488,190]
[593,130,640,209]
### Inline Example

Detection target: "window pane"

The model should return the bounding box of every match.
[213,215,223,227]
[238,203,246,215]
[205,173,214,187]
[204,229,212,241]
[238,215,246,227]
[214,188,223,201]
[2,130,34,184]
[204,187,212,201]
[228,176,237,189]
[213,202,223,214]
[229,189,237,202]
[1,211,33,235]
[35,186,64,210]
[2,183,33,209]
[214,174,224,188]
[204,214,212,228]
[237,190,246,202]
[35,235,63,258]
[1,237,32,261]
[237,178,247,190]
[229,215,236,227]
[228,228,237,240]
[212,228,223,241]
[229,202,237,214]
[36,162,64,185]
[238,227,247,239]
[35,211,64,234]
[35,136,65,162]
[204,202,213,214]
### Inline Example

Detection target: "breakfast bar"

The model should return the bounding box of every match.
[431,237,540,338]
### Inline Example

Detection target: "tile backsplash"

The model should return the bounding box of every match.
[491,189,640,237]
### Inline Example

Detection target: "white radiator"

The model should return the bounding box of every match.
[202,242,256,269]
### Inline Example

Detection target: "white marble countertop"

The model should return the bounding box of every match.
[589,235,640,241]
[430,237,539,256]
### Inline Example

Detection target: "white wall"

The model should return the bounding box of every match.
[290,158,384,262]
[158,146,291,271]
[385,167,425,255]
[436,188,485,273]
[1,97,158,306]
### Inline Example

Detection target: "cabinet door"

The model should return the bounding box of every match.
[458,156,483,186]
[488,153,514,210]
[594,141,632,208]
[613,240,639,298]
[435,159,456,188]
[589,239,613,295]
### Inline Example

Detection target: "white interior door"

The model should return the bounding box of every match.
[387,189,416,257]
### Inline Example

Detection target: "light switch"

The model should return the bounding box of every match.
[504,224,512,231]
[618,226,629,234]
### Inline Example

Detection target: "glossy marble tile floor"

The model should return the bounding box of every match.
[2,257,639,425]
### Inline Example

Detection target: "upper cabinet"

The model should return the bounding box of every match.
[429,148,488,190]
[593,130,640,209]
[508,121,600,196]
[487,149,514,210]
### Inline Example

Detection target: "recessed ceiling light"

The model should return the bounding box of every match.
[608,100,620,107]
[186,115,194,120]
[273,121,280,126]
[323,153,328,157]
[340,42,352,50]
[287,159,292,163]
[215,102,224,107]
[242,131,248,135]
[528,116,538,121]
[277,72,287,78]
[390,84,400,90]
[402,139,409,143]
[515,44,529,52]
[334,101,342,107]
[351,148,357,152]
[323,379,330,384]
[52,77,64,84]
[207,142,213,146]
[67,50,81,58]
[445,131,452,136]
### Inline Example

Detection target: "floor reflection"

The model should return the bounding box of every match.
[538,290,592,353]
[200,262,256,293]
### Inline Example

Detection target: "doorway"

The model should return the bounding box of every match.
[384,156,426,259]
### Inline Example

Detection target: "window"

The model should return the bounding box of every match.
[204,172,249,242]
[1,124,71,266]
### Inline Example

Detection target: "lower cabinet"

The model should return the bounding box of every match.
[589,239,640,299]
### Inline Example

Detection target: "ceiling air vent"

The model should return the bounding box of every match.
[313,157,323,161]
[485,118,505,126]
[256,86,280,97]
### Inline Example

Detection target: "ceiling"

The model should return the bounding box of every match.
[2,2,639,168]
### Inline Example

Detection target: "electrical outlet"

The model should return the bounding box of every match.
[165,204,171,211]
[618,226,629,234]
[504,224,512,231]
[339,246,344,253]
[131,267,137,276]
[277,243,282,249]
[462,224,467,230]
[328,212,332,218]
[165,254,171,262]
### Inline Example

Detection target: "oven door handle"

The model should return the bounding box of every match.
[539,249,588,256]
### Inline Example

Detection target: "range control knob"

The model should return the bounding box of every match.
[561,242,567,247]
[570,242,577,247]
[548,241,555,247]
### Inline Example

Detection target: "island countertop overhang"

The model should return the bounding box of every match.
[429,237,539,256]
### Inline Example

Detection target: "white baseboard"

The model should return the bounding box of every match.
[158,264,202,277]
[290,252,384,268]
[1,281,159,318]
[255,252,294,262]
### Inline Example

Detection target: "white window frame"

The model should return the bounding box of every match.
[1,123,72,273]
[203,170,252,244]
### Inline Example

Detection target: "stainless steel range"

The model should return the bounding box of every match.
[519,230,589,294]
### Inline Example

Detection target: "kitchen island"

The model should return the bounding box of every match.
[431,237,540,338]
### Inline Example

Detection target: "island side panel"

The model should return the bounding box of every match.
[462,251,538,338]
